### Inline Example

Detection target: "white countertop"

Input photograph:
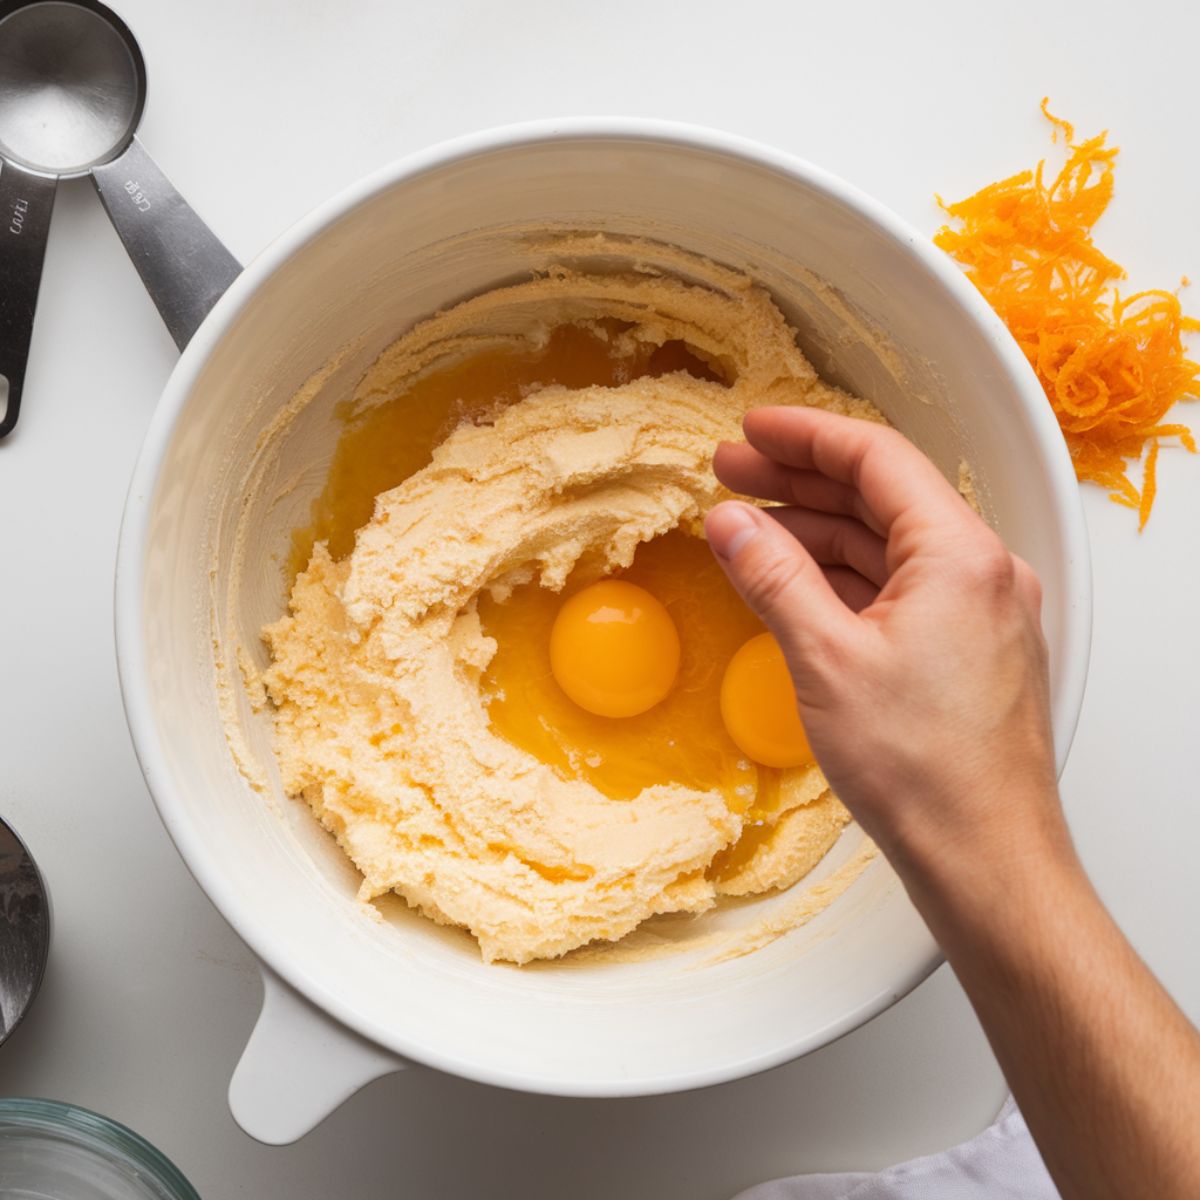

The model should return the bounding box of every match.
[2,1,1197,1195]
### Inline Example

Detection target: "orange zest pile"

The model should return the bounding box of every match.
[935,100,1199,528]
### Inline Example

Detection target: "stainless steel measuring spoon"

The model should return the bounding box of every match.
[0,0,240,438]
[0,816,49,1048]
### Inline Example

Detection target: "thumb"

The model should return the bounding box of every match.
[705,501,858,687]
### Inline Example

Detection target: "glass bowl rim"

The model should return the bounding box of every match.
[0,1097,200,1199]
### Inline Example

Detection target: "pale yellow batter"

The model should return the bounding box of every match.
[262,238,886,964]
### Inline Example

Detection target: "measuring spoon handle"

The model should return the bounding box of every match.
[0,162,56,439]
[92,137,241,351]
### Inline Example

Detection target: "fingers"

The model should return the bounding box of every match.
[765,506,889,586]
[705,501,859,684]
[737,407,980,538]
[714,441,884,535]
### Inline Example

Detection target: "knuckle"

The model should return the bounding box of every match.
[744,552,804,613]
[874,425,911,457]
[957,540,1015,591]
[828,521,853,566]
[1013,556,1044,607]
[848,492,872,523]
[803,626,853,680]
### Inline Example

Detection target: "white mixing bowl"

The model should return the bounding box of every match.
[114,120,1091,1144]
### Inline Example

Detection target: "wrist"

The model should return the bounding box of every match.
[880,781,1083,951]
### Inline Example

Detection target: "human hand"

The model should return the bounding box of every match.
[706,408,1200,1200]
[705,406,1067,887]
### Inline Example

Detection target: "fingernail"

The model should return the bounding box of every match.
[706,503,759,560]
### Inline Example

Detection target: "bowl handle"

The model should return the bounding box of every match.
[228,965,414,1144]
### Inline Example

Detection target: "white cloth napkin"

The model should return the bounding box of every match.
[732,1100,1059,1200]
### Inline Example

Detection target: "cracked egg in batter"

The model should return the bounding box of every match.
[260,237,884,964]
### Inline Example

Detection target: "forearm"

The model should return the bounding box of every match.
[898,797,1200,1200]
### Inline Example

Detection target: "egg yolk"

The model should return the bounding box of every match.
[481,530,778,813]
[720,633,813,769]
[549,581,681,718]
